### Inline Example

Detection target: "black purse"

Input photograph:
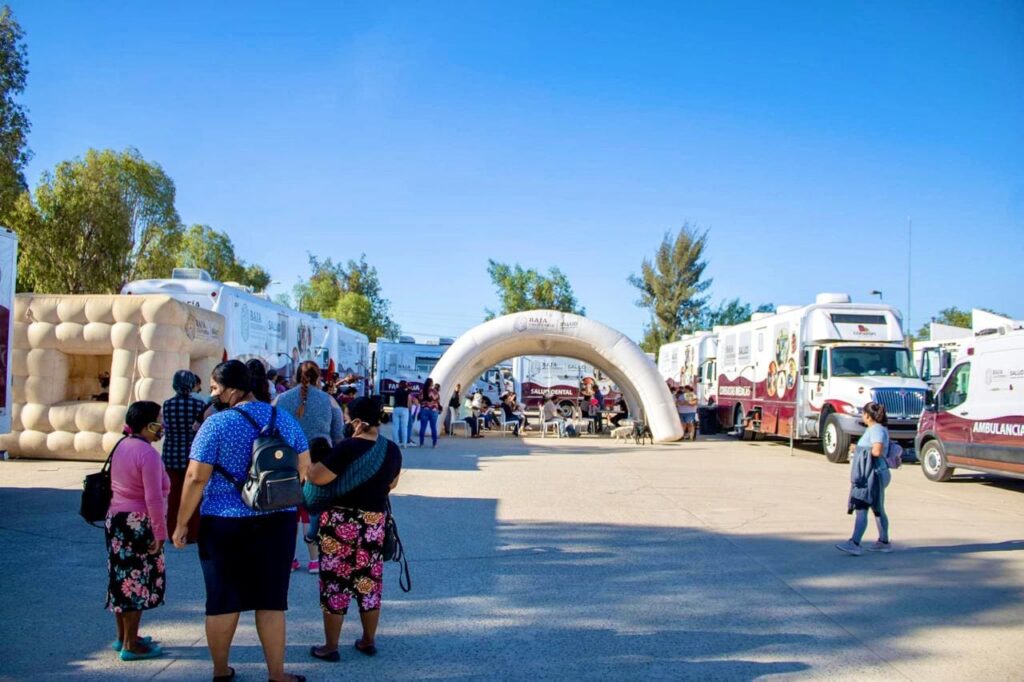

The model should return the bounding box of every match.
[80,436,128,526]
[383,497,411,593]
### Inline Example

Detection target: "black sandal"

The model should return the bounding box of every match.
[310,645,340,662]
[268,676,306,682]
[212,667,235,682]
[354,638,378,656]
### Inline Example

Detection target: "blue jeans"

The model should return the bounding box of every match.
[392,407,410,445]
[853,468,891,544]
[419,408,439,446]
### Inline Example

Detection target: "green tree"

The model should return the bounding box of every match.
[0,5,31,219]
[175,224,272,290]
[484,260,584,319]
[294,254,399,341]
[629,224,712,352]
[9,148,182,293]
[699,299,775,328]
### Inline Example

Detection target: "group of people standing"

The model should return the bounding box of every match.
[102,359,401,681]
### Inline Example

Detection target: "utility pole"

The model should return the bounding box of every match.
[907,216,912,337]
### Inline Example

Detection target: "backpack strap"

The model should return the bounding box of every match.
[214,406,264,490]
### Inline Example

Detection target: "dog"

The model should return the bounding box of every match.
[611,425,633,441]
[631,421,653,445]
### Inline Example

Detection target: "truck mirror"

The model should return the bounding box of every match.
[924,390,936,411]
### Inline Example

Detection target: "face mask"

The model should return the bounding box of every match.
[210,394,229,412]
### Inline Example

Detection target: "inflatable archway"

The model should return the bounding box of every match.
[432,311,684,442]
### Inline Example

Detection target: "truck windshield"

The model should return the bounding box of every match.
[831,347,917,378]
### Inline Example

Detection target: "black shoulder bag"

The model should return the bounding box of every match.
[80,435,130,526]
[383,496,411,593]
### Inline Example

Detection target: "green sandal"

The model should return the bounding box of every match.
[120,644,164,661]
[111,636,154,652]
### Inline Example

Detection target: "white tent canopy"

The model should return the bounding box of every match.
[432,311,684,443]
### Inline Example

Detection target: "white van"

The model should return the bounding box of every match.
[916,329,1024,481]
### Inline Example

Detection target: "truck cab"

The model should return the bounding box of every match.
[802,342,926,461]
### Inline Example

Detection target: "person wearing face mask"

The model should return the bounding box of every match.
[173,360,311,682]
[105,400,170,661]
[305,396,402,662]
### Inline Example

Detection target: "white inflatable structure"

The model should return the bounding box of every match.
[432,311,684,443]
[1,294,225,461]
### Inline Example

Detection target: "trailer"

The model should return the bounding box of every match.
[0,228,16,436]
[715,293,929,462]
[122,269,365,380]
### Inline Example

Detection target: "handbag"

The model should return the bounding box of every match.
[80,436,129,526]
[383,497,411,592]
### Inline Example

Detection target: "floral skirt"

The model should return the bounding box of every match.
[105,512,166,613]
[317,506,386,615]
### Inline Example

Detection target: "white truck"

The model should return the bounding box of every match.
[374,336,452,402]
[914,310,1022,391]
[122,269,368,381]
[657,332,718,405]
[0,228,16,436]
[715,293,929,462]
[512,355,620,416]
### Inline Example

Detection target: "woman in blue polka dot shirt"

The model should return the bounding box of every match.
[173,360,310,682]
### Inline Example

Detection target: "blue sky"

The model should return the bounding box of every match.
[11,1,1024,340]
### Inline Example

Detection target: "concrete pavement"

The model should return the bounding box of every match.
[1,432,1022,680]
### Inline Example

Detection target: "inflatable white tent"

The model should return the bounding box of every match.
[1,294,224,461]
[432,310,684,443]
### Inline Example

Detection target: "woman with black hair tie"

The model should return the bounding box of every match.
[173,360,311,682]
[836,402,894,556]
[246,359,273,403]
[105,400,169,660]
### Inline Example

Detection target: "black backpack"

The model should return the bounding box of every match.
[215,406,303,512]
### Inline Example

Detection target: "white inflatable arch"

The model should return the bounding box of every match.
[432,311,684,442]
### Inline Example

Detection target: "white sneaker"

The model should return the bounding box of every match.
[835,540,863,556]
[867,541,893,553]
[407,442,418,448]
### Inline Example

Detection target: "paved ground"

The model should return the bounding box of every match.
[1,430,1023,681]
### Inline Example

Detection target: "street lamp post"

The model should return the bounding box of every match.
[869,290,883,302]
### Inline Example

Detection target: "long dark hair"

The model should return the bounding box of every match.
[863,402,889,426]
[125,400,161,436]
[295,361,321,418]
[212,360,252,394]
[246,359,271,403]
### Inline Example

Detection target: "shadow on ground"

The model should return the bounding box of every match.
[1,484,1023,680]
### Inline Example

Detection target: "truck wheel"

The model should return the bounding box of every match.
[558,401,576,419]
[822,414,851,463]
[921,440,954,482]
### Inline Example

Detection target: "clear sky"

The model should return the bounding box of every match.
[11,1,1024,341]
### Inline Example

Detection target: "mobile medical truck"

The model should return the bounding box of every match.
[657,332,718,405]
[715,293,928,462]
[512,355,620,416]
[123,269,368,381]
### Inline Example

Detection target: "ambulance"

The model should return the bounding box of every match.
[914,310,1021,391]
[916,328,1024,482]
[657,332,718,405]
[715,293,928,462]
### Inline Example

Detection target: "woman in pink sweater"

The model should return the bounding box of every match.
[106,400,170,661]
